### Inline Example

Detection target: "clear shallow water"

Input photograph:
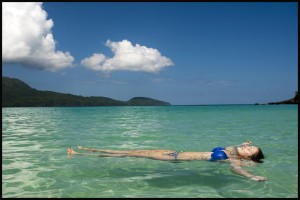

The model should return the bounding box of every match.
[2,105,298,198]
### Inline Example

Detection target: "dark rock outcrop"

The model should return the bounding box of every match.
[267,91,298,105]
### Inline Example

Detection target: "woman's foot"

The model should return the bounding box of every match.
[67,147,78,154]
[77,145,99,152]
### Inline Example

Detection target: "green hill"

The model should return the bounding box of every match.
[2,77,171,107]
[127,97,170,106]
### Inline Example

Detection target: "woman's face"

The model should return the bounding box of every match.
[237,145,259,158]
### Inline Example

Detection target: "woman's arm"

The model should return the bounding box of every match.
[229,160,267,181]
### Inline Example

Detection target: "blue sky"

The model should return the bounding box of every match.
[2,2,298,105]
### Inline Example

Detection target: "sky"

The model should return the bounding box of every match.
[2,2,298,105]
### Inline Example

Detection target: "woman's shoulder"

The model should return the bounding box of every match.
[225,146,236,151]
[225,146,239,157]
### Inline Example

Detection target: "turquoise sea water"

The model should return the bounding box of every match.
[2,105,298,198]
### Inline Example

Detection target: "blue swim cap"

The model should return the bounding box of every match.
[210,148,228,161]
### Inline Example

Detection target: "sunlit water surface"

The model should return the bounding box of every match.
[2,105,298,198]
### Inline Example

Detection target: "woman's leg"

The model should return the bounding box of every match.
[68,147,127,157]
[99,152,175,161]
[77,145,134,154]
[77,145,174,155]
[68,147,176,161]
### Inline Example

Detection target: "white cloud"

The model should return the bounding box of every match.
[81,39,174,73]
[2,2,74,71]
[81,53,106,71]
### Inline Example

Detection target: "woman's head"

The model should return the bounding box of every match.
[237,145,264,162]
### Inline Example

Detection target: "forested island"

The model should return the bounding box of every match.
[254,91,298,105]
[2,77,171,107]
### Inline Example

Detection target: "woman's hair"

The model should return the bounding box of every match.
[249,148,265,163]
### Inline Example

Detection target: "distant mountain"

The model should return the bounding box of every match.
[267,92,298,105]
[2,77,171,107]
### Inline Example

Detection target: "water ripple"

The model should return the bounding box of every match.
[2,106,298,198]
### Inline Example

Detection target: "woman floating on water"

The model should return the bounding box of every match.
[67,140,266,181]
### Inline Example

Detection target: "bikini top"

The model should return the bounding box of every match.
[209,146,240,161]
[210,147,228,161]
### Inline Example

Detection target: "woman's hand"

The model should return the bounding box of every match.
[242,140,252,145]
[251,175,267,181]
